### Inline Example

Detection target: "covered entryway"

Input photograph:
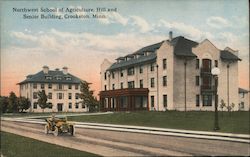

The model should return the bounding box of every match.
[99,88,149,111]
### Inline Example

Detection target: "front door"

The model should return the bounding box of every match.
[57,103,63,112]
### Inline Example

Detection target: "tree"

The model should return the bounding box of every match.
[17,97,31,112]
[8,92,18,113]
[226,103,235,112]
[0,96,9,113]
[37,90,51,112]
[79,81,99,112]
[220,99,226,112]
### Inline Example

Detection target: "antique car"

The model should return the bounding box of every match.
[45,116,75,136]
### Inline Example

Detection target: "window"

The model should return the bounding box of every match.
[196,95,200,107]
[48,83,52,89]
[69,103,72,109]
[75,93,79,99]
[151,96,154,108]
[240,102,244,110]
[33,83,37,89]
[104,85,107,91]
[75,85,79,90]
[150,64,154,71]
[163,76,167,86]
[58,84,63,90]
[56,76,62,80]
[151,78,155,88]
[45,76,52,80]
[120,82,123,89]
[82,104,85,108]
[202,95,212,106]
[75,103,79,109]
[120,71,123,77]
[140,80,143,88]
[196,76,200,86]
[128,67,134,76]
[104,72,107,80]
[128,81,135,88]
[139,66,143,73]
[57,93,63,99]
[48,93,52,99]
[48,103,52,109]
[196,59,200,69]
[163,59,167,69]
[240,93,245,98]
[215,60,218,67]
[68,84,72,89]
[163,95,167,107]
[41,83,45,89]
[65,77,72,80]
[33,103,37,109]
[33,92,38,99]
[112,84,115,90]
[112,72,115,79]
[68,93,72,99]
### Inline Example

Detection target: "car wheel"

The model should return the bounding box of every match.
[53,127,59,136]
[45,125,49,134]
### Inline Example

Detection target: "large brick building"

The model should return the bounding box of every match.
[100,32,241,111]
[18,66,88,112]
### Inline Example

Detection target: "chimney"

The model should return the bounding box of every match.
[42,65,49,74]
[169,31,173,41]
[62,66,68,75]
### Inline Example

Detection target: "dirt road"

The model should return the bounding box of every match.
[1,121,249,156]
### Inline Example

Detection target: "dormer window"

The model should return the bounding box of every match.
[45,76,52,80]
[55,76,62,80]
[65,76,72,81]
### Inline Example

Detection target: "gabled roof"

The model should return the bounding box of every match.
[108,53,156,71]
[170,36,198,58]
[107,35,241,71]
[18,70,83,85]
[239,88,249,93]
[220,50,241,61]
[109,41,164,71]
[133,41,164,55]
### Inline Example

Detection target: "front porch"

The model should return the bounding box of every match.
[99,88,149,111]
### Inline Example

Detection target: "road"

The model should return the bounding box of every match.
[1,121,249,156]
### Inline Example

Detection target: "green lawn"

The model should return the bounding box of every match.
[68,111,250,134]
[1,132,99,157]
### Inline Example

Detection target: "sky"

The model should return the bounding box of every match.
[0,0,249,97]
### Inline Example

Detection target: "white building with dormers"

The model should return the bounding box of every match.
[100,32,241,112]
[18,66,88,112]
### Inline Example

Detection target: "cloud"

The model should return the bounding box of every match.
[98,12,128,26]
[129,16,152,33]
[156,19,213,41]
[10,31,37,42]
[206,16,231,29]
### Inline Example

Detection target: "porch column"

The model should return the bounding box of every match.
[131,96,135,111]
[108,97,111,111]
[128,96,131,111]
[116,97,120,112]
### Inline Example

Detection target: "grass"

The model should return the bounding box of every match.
[67,111,250,134]
[0,132,99,157]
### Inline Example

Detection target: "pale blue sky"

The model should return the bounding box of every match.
[0,0,249,96]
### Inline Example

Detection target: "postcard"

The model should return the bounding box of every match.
[1,0,249,156]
